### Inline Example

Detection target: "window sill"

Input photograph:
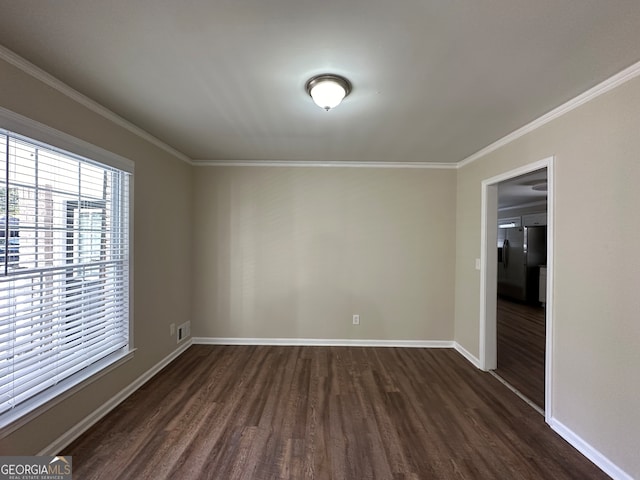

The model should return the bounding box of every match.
[0,348,136,439]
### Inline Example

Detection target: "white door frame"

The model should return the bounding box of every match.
[479,156,554,422]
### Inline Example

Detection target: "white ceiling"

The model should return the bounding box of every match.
[498,169,547,210]
[1,1,640,164]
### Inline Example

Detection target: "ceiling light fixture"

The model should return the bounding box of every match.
[305,74,352,111]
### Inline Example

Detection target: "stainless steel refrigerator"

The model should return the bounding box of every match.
[497,226,547,303]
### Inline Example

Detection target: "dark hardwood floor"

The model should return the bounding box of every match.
[496,298,546,410]
[63,345,606,479]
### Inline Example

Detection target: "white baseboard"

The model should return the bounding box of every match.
[192,337,454,348]
[549,417,633,480]
[453,342,481,368]
[38,339,193,455]
[37,336,632,480]
[452,342,630,478]
[455,343,632,478]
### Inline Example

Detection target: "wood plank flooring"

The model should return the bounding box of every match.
[496,298,546,409]
[63,345,607,479]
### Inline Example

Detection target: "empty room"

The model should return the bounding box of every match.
[0,2,639,479]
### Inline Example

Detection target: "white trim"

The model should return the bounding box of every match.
[0,45,192,166]
[453,342,481,368]
[193,337,454,348]
[479,179,494,371]
[3,46,640,171]
[458,59,640,168]
[128,176,135,351]
[549,418,633,480]
[544,160,555,423]
[479,157,554,420]
[479,158,551,194]
[0,350,135,439]
[37,340,193,456]
[36,336,633,480]
[0,106,134,173]
[192,160,457,169]
[0,124,135,438]
[478,168,514,372]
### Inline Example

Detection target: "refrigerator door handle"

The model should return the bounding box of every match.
[503,239,509,268]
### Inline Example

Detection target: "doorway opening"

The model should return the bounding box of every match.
[479,157,554,422]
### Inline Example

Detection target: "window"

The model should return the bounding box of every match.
[0,128,131,428]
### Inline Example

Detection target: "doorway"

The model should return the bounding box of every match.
[479,157,554,421]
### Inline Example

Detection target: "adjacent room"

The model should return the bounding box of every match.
[0,2,639,479]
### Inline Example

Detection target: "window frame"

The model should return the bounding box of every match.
[0,107,134,437]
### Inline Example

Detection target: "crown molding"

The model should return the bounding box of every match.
[458,59,640,169]
[0,106,135,173]
[192,159,457,169]
[0,45,193,165]
[4,43,639,171]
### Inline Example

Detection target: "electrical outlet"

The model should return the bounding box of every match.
[352,314,360,325]
[170,323,175,336]
[177,326,184,343]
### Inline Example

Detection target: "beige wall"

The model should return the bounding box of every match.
[454,76,640,477]
[192,167,456,341]
[2,47,638,477]
[0,58,193,454]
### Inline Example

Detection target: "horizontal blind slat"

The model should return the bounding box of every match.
[0,129,130,419]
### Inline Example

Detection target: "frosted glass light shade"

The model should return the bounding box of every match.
[306,75,351,111]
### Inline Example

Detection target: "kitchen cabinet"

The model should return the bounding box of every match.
[498,216,521,228]
[522,212,546,226]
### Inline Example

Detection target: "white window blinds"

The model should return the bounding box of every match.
[0,130,130,420]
